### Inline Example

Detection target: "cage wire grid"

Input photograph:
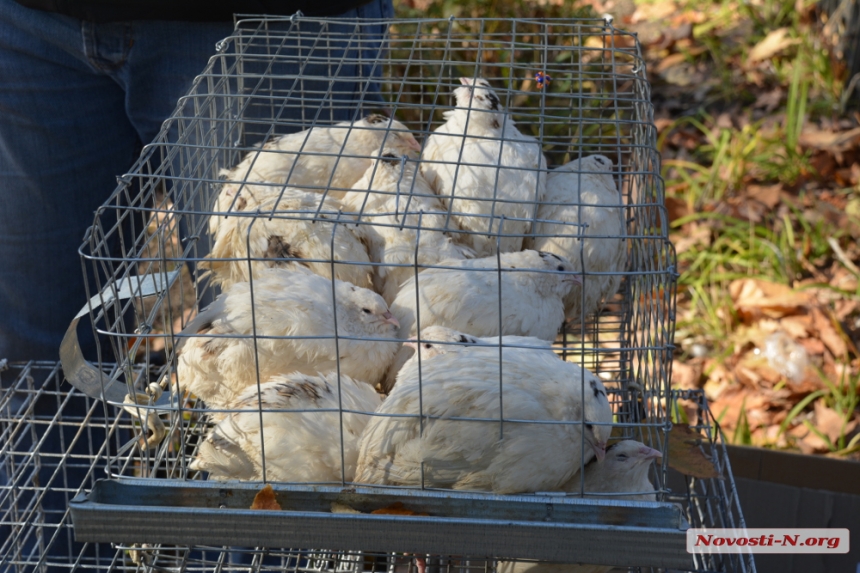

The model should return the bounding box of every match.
[0,363,753,573]
[44,13,747,571]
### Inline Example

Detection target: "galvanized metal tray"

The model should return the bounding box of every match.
[70,479,692,569]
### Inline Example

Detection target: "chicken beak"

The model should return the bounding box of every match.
[407,137,422,152]
[638,446,663,461]
[383,311,400,328]
[592,441,607,462]
[563,275,583,285]
[404,337,418,350]
[459,77,472,86]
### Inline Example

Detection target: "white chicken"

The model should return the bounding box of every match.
[190,371,383,483]
[201,187,373,290]
[176,268,399,409]
[562,439,661,500]
[403,325,552,363]
[421,77,547,256]
[497,440,661,573]
[216,114,421,219]
[355,343,613,494]
[382,250,578,391]
[524,155,626,323]
[342,149,475,304]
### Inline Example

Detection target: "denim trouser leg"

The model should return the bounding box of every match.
[0,0,236,363]
[1,2,138,363]
[0,0,392,567]
[0,0,394,364]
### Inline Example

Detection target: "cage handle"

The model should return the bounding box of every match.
[59,270,180,405]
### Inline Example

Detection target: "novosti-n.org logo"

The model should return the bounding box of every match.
[687,529,850,554]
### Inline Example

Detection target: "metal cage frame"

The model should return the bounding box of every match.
[40,14,747,571]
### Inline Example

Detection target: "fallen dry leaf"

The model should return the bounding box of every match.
[654,117,675,132]
[746,184,782,209]
[665,196,691,222]
[708,384,774,432]
[788,422,830,454]
[250,484,282,511]
[747,28,800,63]
[752,88,784,112]
[667,424,720,479]
[737,354,783,385]
[715,112,734,129]
[734,319,779,343]
[672,359,704,389]
[371,502,429,516]
[732,196,768,223]
[655,52,688,74]
[799,126,860,152]
[734,364,764,387]
[729,278,809,321]
[834,299,859,321]
[778,315,813,339]
[798,337,826,356]
[331,502,362,514]
[674,10,707,25]
[672,222,711,255]
[630,1,678,23]
[831,270,859,296]
[811,307,850,358]
[813,401,855,444]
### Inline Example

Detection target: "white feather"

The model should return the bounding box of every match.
[561,439,660,500]
[524,155,626,322]
[201,187,373,290]
[190,372,383,483]
[213,115,421,237]
[177,268,399,408]
[405,325,552,363]
[342,150,475,305]
[355,344,613,494]
[421,77,547,256]
[497,440,660,573]
[381,250,576,391]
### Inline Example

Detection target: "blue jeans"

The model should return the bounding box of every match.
[0,0,394,363]
[0,1,393,568]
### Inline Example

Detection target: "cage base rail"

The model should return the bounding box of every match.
[70,479,692,569]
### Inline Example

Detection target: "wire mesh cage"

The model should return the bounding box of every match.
[1,363,753,572]
[44,13,741,572]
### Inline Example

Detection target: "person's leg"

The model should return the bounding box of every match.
[0,4,150,568]
[0,0,142,364]
[0,0,392,563]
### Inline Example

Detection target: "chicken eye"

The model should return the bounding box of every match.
[616,454,628,460]
[557,265,565,271]
[423,343,432,349]
[361,308,371,314]
[585,423,593,430]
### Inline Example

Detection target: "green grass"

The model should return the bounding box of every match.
[654,0,858,454]
[662,29,843,346]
